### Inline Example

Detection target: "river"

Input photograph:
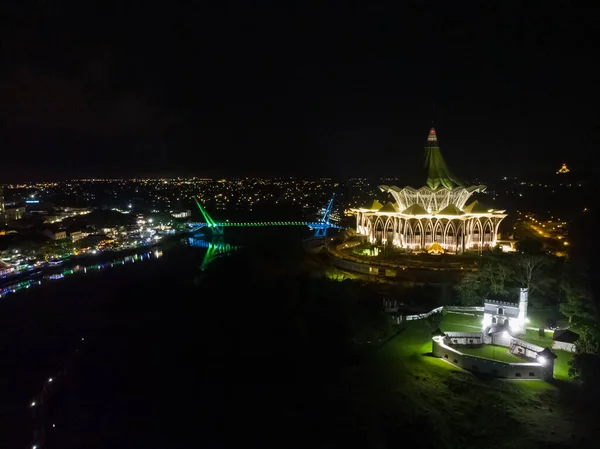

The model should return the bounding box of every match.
[0,227,316,448]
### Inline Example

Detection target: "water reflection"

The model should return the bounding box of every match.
[0,250,163,299]
[187,237,239,270]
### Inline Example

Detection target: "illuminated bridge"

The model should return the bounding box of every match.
[188,195,343,237]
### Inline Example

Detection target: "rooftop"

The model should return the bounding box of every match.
[424,128,465,191]
[484,299,519,307]
[553,329,579,344]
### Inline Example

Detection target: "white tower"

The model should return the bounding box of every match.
[518,287,529,326]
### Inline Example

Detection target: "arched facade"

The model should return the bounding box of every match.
[350,127,507,253]
[354,210,506,253]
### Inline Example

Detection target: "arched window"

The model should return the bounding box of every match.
[425,222,433,245]
[434,221,443,245]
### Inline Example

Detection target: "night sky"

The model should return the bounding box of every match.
[1,2,599,181]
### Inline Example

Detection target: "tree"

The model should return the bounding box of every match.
[560,285,596,324]
[481,261,512,296]
[513,254,551,296]
[455,271,485,305]
[455,259,511,305]
[569,326,600,394]
[456,252,557,306]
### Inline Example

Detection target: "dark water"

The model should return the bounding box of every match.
[1,227,324,448]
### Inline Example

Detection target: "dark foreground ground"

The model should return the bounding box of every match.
[1,239,369,449]
[2,239,600,449]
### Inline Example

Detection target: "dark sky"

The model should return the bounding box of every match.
[1,1,599,181]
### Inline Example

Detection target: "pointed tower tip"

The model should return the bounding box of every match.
[424,127,463,190]
[427,127,437,142]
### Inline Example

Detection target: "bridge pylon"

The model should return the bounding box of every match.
[193,197,224,235]
[312,194,336,237]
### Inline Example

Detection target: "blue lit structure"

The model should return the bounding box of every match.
[310,194,335,237]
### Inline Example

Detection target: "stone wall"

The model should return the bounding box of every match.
[330,257,397,277]
[432,337,553,381]
[445,306,484,313]
[404,306,444,321]
[552,341,576,353]
[444,332,483,345]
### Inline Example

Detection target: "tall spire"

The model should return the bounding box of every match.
[424,128,463,190]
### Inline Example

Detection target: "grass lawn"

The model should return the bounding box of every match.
[443,323,481,333]
[552,350,574,380]
[440,311,482,330]
[527,306,568,329]
[522,328,554,348]
[457,344,524,363]
[357,320,591,448]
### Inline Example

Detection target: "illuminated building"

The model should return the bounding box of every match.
[5,206,25,221]
[43,228,67,240]
[556,163,570,174]
[481,288,528,334]
[351,128,507,252]
[170,209,191,219]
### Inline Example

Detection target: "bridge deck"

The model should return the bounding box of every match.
[188,221,342,228]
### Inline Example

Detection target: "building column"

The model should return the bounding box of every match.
[492,217,501,247]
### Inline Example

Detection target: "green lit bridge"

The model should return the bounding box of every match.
[188,196,343,237]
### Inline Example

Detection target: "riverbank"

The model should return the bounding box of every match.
[0,231,190,289]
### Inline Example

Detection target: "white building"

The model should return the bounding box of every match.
[70,231,86,242]
[171,210,191,219]
[552,329,579,353]
[482,288,529,334]
[351,128,507,253]
[43,228,67,240]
